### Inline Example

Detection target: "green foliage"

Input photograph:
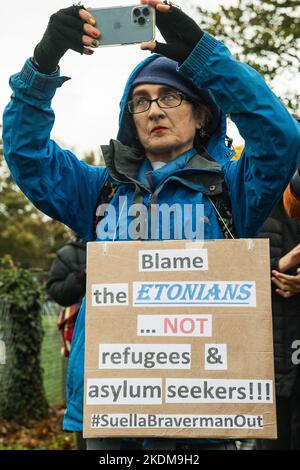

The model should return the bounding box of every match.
[0,263,49,422]
[197,0,300,112]
[41,310,65,407]
[82,149,105,166]
[83,150,97,165]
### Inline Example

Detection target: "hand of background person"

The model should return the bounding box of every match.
[140,0,204,64]
[33,6,100,74]
[272,269,300,298]
[278,243,300,272]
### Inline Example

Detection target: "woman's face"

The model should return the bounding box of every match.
[132,84,202,163]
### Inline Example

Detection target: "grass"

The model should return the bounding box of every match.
[41,311,66,407]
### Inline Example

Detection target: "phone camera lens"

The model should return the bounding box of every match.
[142,7,150,16]
[138,16,146,25]
[133,8,141,17]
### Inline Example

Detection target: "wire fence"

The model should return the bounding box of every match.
[41,301,67,407]
[0,299,66,413]
[0,300,12,412]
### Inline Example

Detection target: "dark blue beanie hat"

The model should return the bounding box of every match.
[132,56,220,135]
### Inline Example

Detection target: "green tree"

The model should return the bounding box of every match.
[0,260,49,422]
[83,150,97,165]
[196,0,299,111]
[82,149,105,166]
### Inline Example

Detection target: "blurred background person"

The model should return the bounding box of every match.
[256,199,300,450]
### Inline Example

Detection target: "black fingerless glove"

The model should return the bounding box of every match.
[33,5,85,74]
[153,3,204,64]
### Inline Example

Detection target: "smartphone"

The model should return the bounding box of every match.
[89,4,156,47]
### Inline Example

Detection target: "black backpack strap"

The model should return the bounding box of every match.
[208,179,236,239]
[93,177,119,240]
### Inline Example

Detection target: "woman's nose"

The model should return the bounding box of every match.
[148,100,165,118]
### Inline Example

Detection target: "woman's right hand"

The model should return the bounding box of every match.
[33,5,101,74]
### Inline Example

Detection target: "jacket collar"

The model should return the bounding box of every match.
[101,140,223,191]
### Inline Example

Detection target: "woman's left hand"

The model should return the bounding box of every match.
[140,0,204,64]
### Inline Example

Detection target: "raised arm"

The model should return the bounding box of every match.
[2,6,107,241]
[141,0,300,237]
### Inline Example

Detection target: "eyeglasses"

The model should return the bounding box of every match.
[126,92,190,114]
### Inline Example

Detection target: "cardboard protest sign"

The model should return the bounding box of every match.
[83,239,276,439]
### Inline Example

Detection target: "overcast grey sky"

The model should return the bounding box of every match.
[0,0,280,158]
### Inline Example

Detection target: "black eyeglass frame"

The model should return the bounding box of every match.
[126,91,191,114]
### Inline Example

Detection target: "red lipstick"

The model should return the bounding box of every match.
[151,126,168,134]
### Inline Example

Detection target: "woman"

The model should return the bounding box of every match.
[3,0,300,451]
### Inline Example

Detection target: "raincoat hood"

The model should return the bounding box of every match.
[116,54,228,162]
